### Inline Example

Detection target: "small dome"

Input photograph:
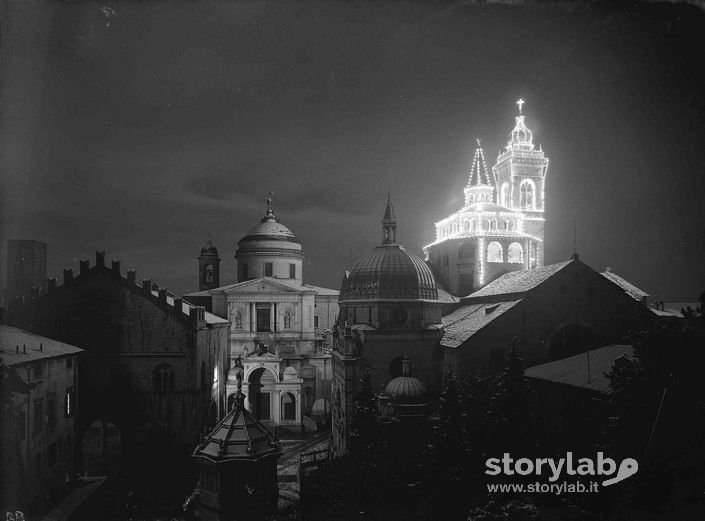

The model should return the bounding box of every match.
[283,366,298,380]
[383,357,429,404]
[341,245,437,301]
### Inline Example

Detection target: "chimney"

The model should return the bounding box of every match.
[158,288,167,305]
[111,260,121,277]
[127,269,136,286]
[48,278,57,293]
[173,297,183,314]
[571,253,580,261]
[79,259,89,275]
[63,268,74,285]
[142,279,152,294]
[96,250,106,268]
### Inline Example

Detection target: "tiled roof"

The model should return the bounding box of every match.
[440,300,523,348]
[303,284,340,296]
[437,287,460,304]
[0,325,83,366]
[466,260,573,299]
[525,344,634,393]
[601,270,649,302]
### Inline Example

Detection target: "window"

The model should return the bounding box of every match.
[47,393,57,429]
[487,242,503,263]
[264,262,273,277]
[508,243,524,264]
[463,220,470,232]
[289,263,296,279]
[520,180,535,210]
[64,387,75,417]
[500,182,510,207]
[34,399,44,433]
[153,365,175,392]
[314,315,319,328]
[282,393,296,421]
[18,411,26,440]
[257,307,271,332]
[205,264,214,283]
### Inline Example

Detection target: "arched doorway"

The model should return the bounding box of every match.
[248,367,276,421]
[281,392,296,421]
[81,420,123,476]
[548,322,602,359]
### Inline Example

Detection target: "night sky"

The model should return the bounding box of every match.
[2,0,704,302]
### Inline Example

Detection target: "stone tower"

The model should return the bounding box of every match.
[198,237,221,291]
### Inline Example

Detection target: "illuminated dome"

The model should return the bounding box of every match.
[383,357,428,404]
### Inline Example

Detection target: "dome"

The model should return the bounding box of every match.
[466,202,514,213]
[341,244,438,301]
[383,358,428,404]
[238,217,301,246]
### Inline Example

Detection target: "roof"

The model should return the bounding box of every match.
[466,260,573,299]
[651,302,700,318]
[303,284,340,297]
[340,244,438,301]
[150,289,229,325]
[525,344,634,393]
[601,270,649,302]
[238,215,301,246]
[0,325,83,366]
[467,143,494,187]
[437,287,460,304]
[192,391,280,463]
[440,300,523,348]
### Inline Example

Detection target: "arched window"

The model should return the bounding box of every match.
[508,243,524,264]
[153,364,175,392]
[284,310,292,329]
[520,180,535,210]
[282,393,296,421]
[484,220,490,231]
[463,220,470,232]
[205,264,214,283]
[503,220,509,231]
[490,219,497,231]
[487,242,503,263]
[508,220,514,231]
[470,219,477,232]
[500,183,510,207]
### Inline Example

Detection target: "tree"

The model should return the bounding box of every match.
[485,346,534,456]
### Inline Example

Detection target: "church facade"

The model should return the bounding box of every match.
[186,196,339,429]
[424,101,549,296]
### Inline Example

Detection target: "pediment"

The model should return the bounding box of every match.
[224,277,307,295]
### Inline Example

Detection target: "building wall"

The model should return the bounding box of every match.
[3,352,79,507]
[21,257,229,453]
[449,261,654,375]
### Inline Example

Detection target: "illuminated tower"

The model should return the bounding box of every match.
[492,99,549,268]
[424,100,549,295]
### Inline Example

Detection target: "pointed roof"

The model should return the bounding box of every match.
[467,139,494,187]
[382,193,397,223]
[200,236,219,256]
[192,388,280,463]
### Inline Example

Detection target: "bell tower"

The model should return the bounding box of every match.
[198,237,221,291]
[492,99,549,268]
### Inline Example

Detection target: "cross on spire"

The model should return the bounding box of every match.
[517,98,525,114]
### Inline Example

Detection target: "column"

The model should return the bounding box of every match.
[270,302,274,333]
[273,390,281,426]
[295,388,302,425]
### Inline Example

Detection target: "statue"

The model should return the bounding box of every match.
[265,191,274,216]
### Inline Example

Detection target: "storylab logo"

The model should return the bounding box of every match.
[485,452,638,494]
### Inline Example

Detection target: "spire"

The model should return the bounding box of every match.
[401,356,412,377]
[262,191,276,222]
[381,194,398,245]
[467,139,493,187]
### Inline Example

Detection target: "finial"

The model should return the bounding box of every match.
[476,138,481,147]
[265,191,274,217]
[402,356,412,377]
[381,194,398,245]
[516,98,525,114]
